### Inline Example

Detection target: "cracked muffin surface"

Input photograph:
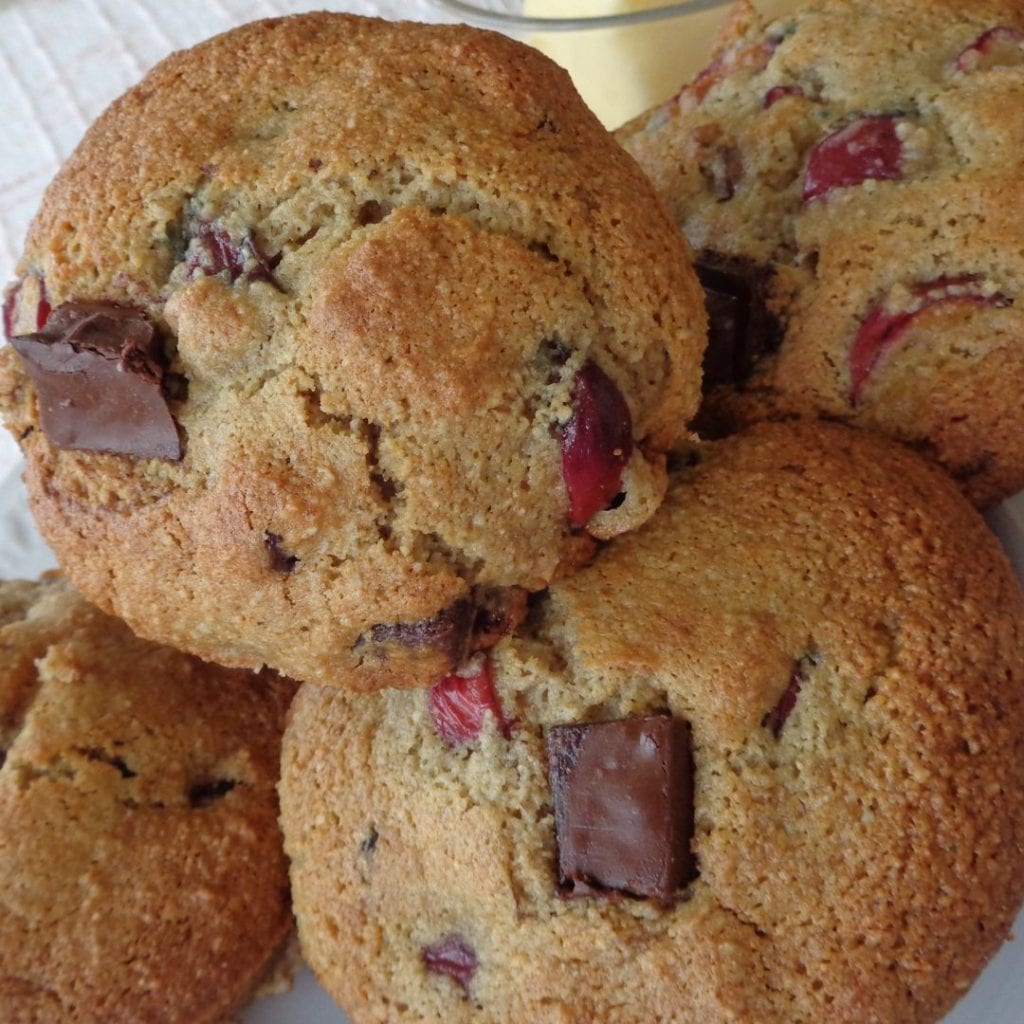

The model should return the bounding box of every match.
[0,13,706,690]
[280,421,1024,1024]
[0,575,296,1024]
[617,0,1024,506]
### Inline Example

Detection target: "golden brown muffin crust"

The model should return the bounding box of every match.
[0,577,296,1024]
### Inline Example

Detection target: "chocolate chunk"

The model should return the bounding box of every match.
[695,254,781,391]
[471,586,529,651]
[699,144,744,201]
[547,714,695,902]
[763,655,816,737]
[188,778,237,808]
[77,746,136,779]
[359,828,379,855]
[360,598,475,666]
[10,302,183,460]
[422,935,477,994]
[264,532,299,573]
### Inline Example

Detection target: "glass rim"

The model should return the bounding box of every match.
[430,0,733,32]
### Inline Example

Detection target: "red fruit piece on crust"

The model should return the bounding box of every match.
[429,658,511,747]
[422,935,477,993]
[803,115,905,203]
[764,84,804,108]
[186,220,281,287]
[689,36,781,107]
[953,25,1024,73]
[562,361,633,529]
[849,276,1010,402]
[3,276,50,340]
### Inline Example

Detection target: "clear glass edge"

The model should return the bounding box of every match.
[428,0,733,32]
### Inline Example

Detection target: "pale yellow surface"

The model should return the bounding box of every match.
[525,0,799,127]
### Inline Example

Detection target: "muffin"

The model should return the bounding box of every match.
[280,420,1024,1024]
[617,0,1024,506]
[0,576,296,1024]
[0,13,706,690]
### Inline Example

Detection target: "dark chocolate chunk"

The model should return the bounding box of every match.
[422,935,477,994]
[358,598,475,666]
[188,778,237,808]
[763,654,817,737]
[77,746,137,779]
[359,827,379,855]
[264,532,299,573]
[695,254,781,391]
[471,586,529,651]
[547,714,695,902]
[699,144,744,201]
[356,200,389,226]
[10,302,183,459]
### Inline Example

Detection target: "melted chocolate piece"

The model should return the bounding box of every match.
[547,714,695,902]
[188,778,237,808]
[695,255,780,391]
[471,586,529,650]
[763,655,817,737]
[359,828,379,855]
[422,935,477,994]
[264,532,299,573]
[360,598,475,666]
[10,302,183,459]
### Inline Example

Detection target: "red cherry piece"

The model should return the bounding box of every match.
[429,659,511,747]
[187,220,245,280]
[562,361,633,528]
[850,276,1010,402]
[803,115,905,203]
[689,36,779,106]
[3,276,51,340]
[422,935,477,994]
[954,25,1024,73]
[36,279,51,330]
[186,221,281,287]
[764,84,804,108]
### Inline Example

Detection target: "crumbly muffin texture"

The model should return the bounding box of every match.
[0,576,296,1024]
[617,0,1024,506]
[0,13,706,690]
[280,421,1024,1024]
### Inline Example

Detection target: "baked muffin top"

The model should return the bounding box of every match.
[0,13,706,689]
[0,576,296,1023]
[618,0,1024,506]
[281,420,1024,1024]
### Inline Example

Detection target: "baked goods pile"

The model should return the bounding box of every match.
[1,4,1022,1022]
[618,0,1024,507]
